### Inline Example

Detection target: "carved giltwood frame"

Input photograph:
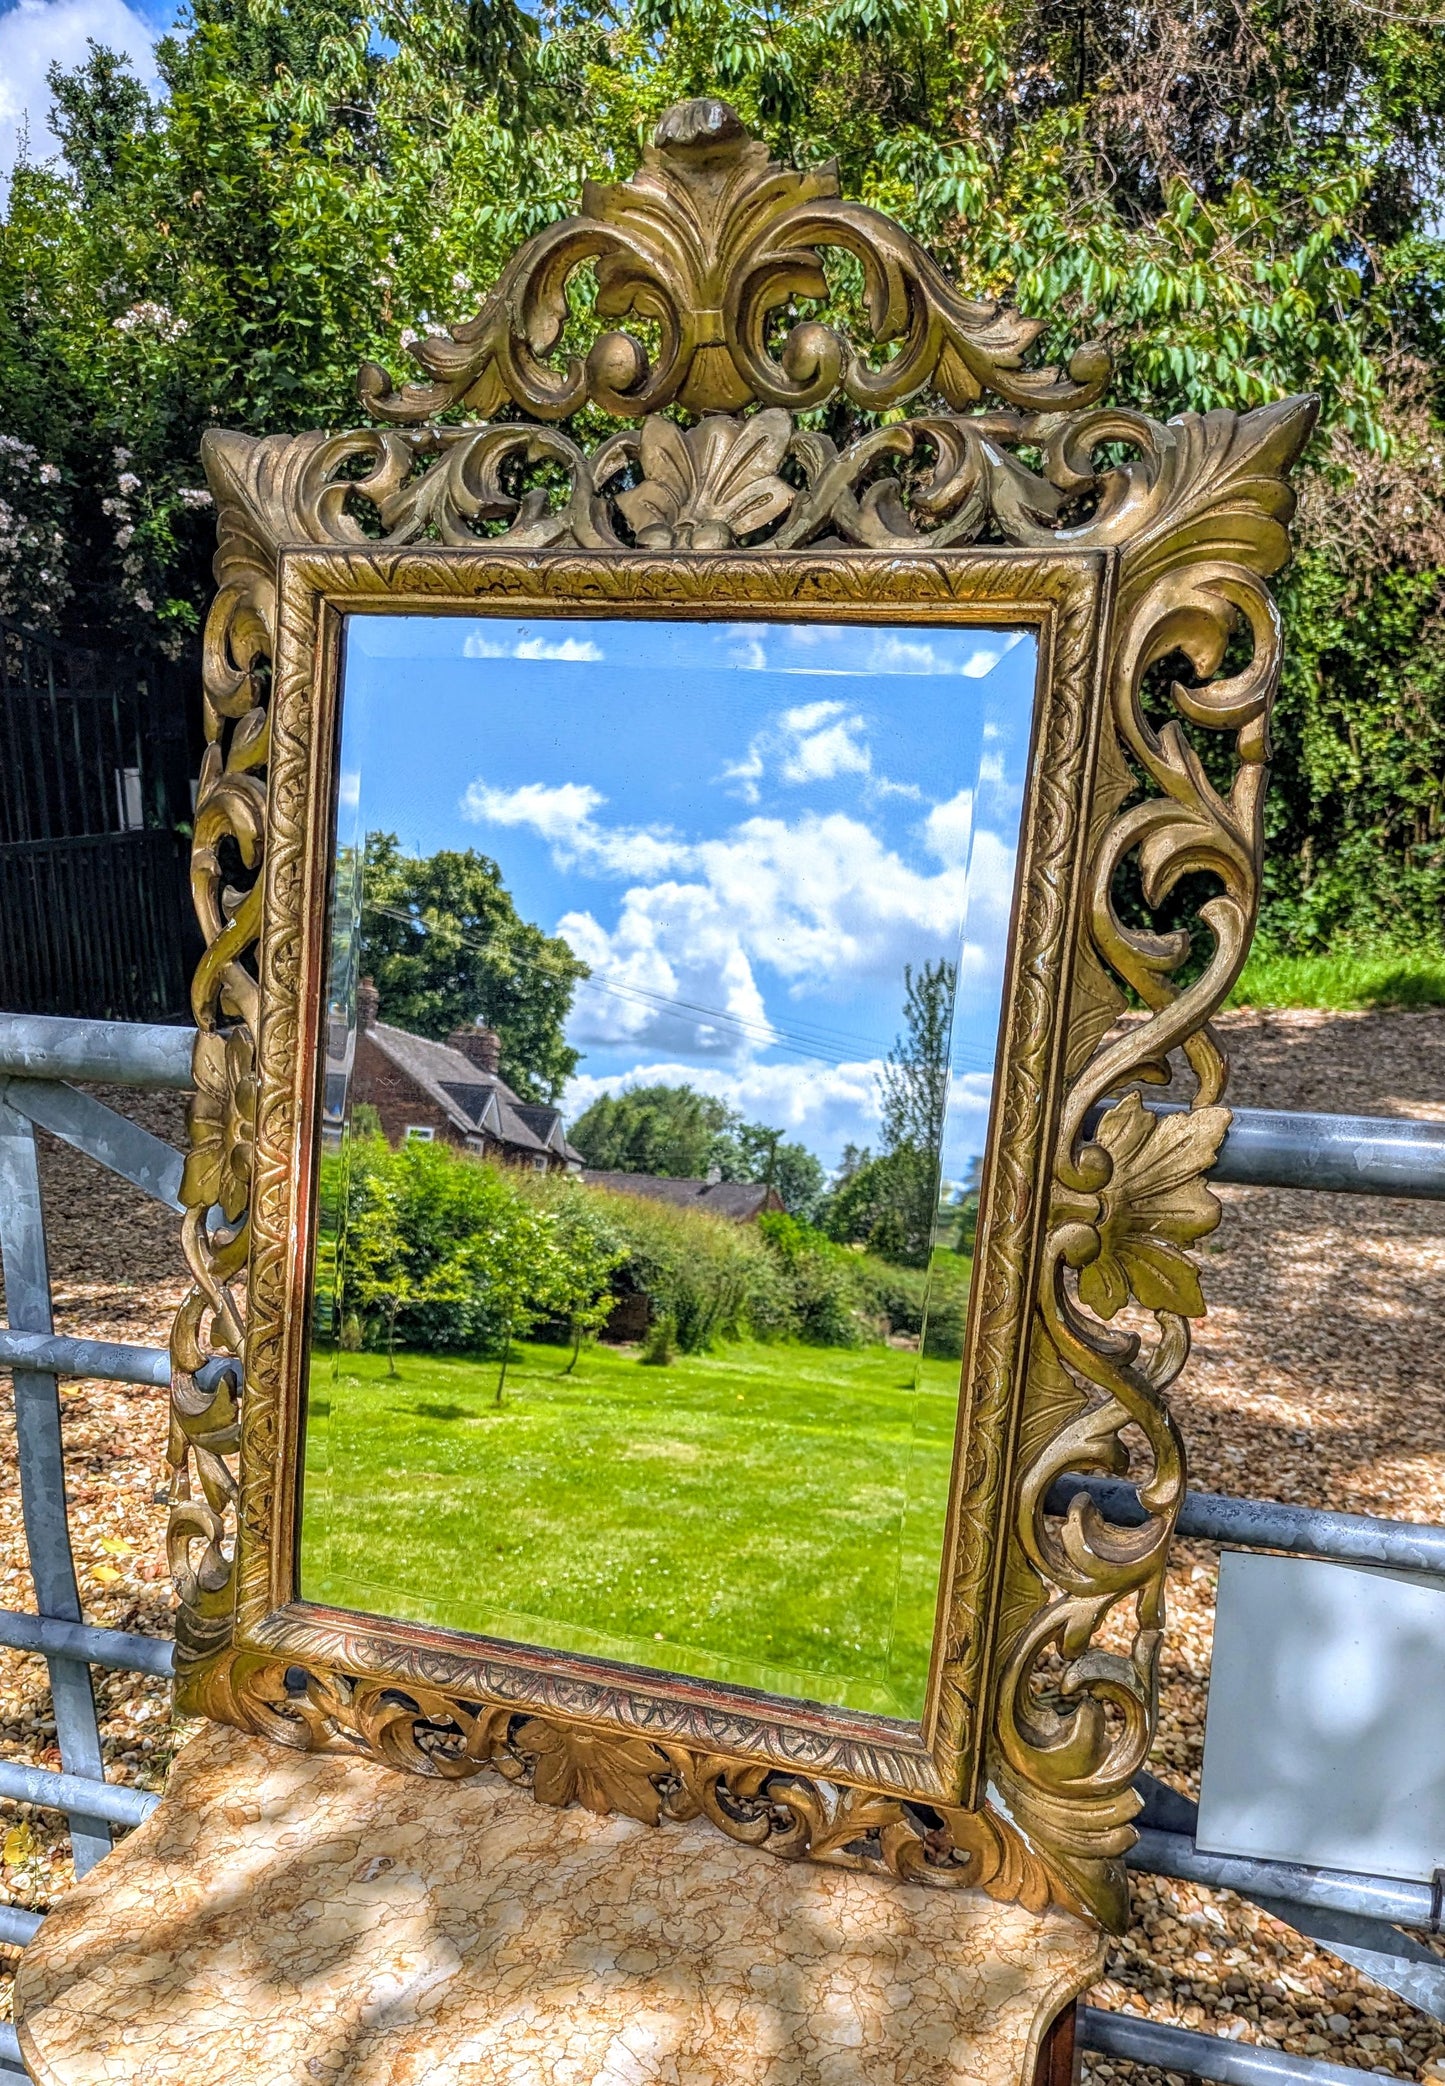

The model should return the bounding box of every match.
[169,96,1315,1930]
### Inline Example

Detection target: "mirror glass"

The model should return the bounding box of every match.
[301,613,1037,1722]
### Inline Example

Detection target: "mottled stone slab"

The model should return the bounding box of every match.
[16,1722,1104,2086]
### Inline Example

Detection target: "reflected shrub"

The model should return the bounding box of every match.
[317,1137,973,1362]
[573,1186,793,1353]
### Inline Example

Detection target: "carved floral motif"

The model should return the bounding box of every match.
[170,96,1315,1930]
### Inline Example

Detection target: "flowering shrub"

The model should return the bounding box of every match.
[0,435,71,630]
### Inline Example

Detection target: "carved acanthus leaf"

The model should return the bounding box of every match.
[1059,1094,1229,1321]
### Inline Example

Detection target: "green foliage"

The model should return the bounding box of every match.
[755,1211,863,1348]
[323,1132,972,1378]
[639,1313,677,1366]
[333,1134,573,1388]
[583,1184,793,1353]
[757,1209,972,1358]
[359,833,587,1102]
[820,962,955,1267]
[1230,942,1445,1012]
[567,1081,826,1219]
[0,437,71,629]
[568,1084,734,1179]
[879,959,954,1156]
[727,1122,827,1224]
[820,1144,937,1267]
[516,1171,631,1367]
[3,0,1443,928]
[1257,552,1445,953]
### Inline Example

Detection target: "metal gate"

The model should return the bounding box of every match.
[0,1008,1441,2086]
[0,625,199,1023]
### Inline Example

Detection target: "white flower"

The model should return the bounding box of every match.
[113,447,132,466]
[37,463,60,486]
[176,487,212,509]
[115,525,135,549]
[113,302,188,341]
[133,590,154,613]
[117,472,141,495]
[451,270,471,293]
[399,327,420,348]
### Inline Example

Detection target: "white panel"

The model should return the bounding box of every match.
[1197,1549,1445,1883]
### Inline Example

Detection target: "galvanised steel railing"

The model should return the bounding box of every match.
[0,1009,1442,2085]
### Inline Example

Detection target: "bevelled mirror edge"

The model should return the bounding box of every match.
[249,553,1104,1793]
[168,92,1316,1933]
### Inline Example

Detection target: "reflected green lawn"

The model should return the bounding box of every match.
[300,1337,959,1721]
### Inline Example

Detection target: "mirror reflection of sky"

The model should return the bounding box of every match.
[339,616,1037,1179]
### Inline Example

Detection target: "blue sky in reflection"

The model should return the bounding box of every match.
[339,615,1036,1178]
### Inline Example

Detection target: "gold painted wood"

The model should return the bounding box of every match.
[355,97,1109,426]
[170,96,1316,1931]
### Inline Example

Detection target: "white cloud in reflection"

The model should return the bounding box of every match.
[459,777,689,879]
[462,632,603,662]
[460,772,1019,1082]
[724,698,874,800]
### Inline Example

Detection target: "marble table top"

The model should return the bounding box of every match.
[16,1721,1105,2086]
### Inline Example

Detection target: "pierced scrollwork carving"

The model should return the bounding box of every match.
[171,94,1315,1930]
[357,97,1107,427]
[975,395,1316,1926]
[188,1651,1080,1911]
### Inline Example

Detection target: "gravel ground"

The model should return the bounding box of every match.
[0,1010,1442,2078]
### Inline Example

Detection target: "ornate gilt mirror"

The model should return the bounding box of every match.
[168,97,1314,1930]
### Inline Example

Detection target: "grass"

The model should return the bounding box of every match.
[299,1336,960,1721]
[1230,944,1445,1012]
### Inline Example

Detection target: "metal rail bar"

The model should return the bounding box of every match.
[0,1096,112,1873]
[0,1758,156,1829]
[1047,1473,1445,1575]
[1085,1099,1445,1201]
[0,1330,171,1390]
[1132,1826,1434,1928]
[0,1079,184,1211]
[0,2020,21,2071]
[1185,1101,1445,1200]
[1133,1775,1445,2021]
[0,1015,194,1090]
[1079,2007,1394,2086]
[0,1908,41,1950]
[0,1612,172,1679]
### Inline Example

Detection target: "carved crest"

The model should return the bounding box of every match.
[172,97,1316,1932]
[358,97,1109,425]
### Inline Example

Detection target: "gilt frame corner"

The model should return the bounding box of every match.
[167,93,1318,1934]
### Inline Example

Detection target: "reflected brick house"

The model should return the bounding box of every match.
[350,979,583,1173]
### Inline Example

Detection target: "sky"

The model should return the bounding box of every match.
[0,0,168,187]
[338,614,1038,1182]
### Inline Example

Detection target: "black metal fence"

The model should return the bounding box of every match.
[0,623,199,1023]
